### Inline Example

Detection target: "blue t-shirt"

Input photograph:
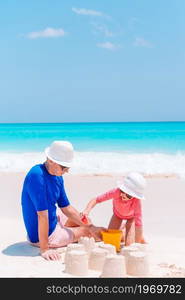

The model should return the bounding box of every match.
[21,163,70,243]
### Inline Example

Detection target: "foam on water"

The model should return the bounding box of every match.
[0,151,185,178]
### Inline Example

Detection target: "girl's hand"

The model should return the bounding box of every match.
[140,237,147,244]
[80,211,89,217]
[81,214,92,225]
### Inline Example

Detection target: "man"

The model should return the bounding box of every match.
[21,140,104,260]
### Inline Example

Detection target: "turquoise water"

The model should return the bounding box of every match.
[0,122,185,153]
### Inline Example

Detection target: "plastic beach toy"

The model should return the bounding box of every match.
[81,215,88,224]
[101,229,122,252]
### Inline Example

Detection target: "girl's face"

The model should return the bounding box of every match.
[120,191,133,201]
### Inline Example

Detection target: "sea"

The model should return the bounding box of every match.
[0,122,185,176]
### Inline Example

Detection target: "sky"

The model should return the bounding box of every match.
[0,0,185,123]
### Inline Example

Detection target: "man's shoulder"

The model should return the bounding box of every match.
[57,175,64,182]
[26,164,45,179]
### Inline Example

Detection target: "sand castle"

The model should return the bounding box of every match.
[120,244,140,257]
[131,242,149,251]
[98,242,116,255]
[120,242,149,256]
[78,236,95,256]
[125,251,150,277]
[89,248,109,271]
[64,241,150,277]
[64,243,85,265]
[64,250,88,276]
[120,244,150,276]
[100,254,127,278]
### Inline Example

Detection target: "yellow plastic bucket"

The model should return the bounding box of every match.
[101,229,123,252]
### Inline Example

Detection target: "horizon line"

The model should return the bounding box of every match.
[0,120,185,125]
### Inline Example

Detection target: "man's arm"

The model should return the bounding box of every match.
[61,205,107,240]
[61,205,86,227]
[37,210,60,260]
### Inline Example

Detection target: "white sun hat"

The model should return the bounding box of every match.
[45,140,74,168]
[117,172,146,200]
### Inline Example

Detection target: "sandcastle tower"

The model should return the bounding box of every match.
[120,244,140,257]
[78,236,95,256]
[100,254,127,278]
[64,243,85,265]
[65,250,88,276]
[89,248,109,271]
[98,242,116,255]
[125,251,150,277]
[130,243,149,251]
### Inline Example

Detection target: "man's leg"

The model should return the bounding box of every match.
[69,226,93,242]
[28,225,91,248]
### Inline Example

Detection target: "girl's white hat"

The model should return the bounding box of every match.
[117,172,146,200]
[45,140,74,167]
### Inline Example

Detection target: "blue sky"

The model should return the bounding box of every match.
[0,0,185,122]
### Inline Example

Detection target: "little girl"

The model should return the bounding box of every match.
[82,172,147,246]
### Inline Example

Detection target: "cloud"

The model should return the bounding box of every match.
[91,22,114,37]
[128,17,140,30]
[26,27,66,39]
[72,7,104,17]
[133,37,153,48]
[97,42,120,51]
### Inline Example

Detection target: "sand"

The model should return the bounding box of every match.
[0,172,185,278]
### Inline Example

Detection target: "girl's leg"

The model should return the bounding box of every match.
[125,218,135,246]
[108,214,125,242]
[108,213,123,229]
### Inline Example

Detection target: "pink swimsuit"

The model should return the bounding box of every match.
[96,188,142,227]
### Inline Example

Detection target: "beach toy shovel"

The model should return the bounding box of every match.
[101,229,123,252]
[81,215,88,224]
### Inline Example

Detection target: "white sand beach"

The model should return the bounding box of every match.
[0,172,185,278]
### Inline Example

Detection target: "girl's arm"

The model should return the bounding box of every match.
[135,227,147,243]
[134,199,147,243]
[82,198,97,215]
[82,188,118,216]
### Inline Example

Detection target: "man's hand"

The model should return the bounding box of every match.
[88,225,107,241]
[41,249,61,260]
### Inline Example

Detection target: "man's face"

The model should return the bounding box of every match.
[47,159,70,176]
[57,164,70,176]
[54,163,69,176]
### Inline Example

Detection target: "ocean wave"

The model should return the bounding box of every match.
[0,151,185,178]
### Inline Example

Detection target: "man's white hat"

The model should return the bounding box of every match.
[117,172,146,200]
[45,140,74,167]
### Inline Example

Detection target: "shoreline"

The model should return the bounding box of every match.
[1,150,185,178]
[0,170,179,178]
